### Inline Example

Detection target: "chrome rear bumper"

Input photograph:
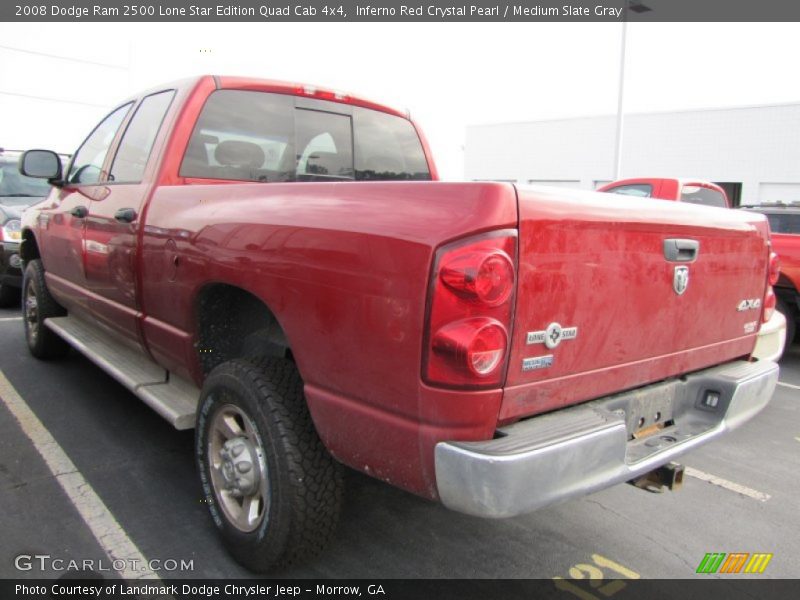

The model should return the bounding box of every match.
[435,359,778,518]
[752,310,786,363]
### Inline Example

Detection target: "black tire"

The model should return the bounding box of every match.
[777,296,796,346]
[22,259,69,359]
[0,282,20,308]
[195,357,343,572]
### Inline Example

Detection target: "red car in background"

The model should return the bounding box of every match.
[742,203,800,343]
[597,177,731,208]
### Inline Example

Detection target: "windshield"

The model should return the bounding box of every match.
[0,159,52,204]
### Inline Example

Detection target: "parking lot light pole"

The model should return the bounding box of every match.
[613,2,652,180]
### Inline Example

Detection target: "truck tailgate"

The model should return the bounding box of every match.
[501,186,771,421]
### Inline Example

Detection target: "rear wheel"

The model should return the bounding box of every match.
[195,357,342,572]
[22,259,69,359]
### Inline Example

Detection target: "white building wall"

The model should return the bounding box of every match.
[465,103,800,204]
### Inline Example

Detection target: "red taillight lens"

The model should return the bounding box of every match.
[440,251,514,306]
[432,319,508,377]
[424,231,517,389]
[768,251,780,286]
[763,287,776,323]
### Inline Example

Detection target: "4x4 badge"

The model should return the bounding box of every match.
[674,266,689,295]
[527,323,578,349]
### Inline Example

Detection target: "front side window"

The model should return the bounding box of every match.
[110,90,175,183]
[180,90,431,183]
[68,103,132,185]
[680,185,727,208]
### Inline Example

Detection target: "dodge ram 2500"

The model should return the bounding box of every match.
[18,75,780,572]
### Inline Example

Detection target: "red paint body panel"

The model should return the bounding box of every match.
[501,186,769,421]
[24,76,774,500]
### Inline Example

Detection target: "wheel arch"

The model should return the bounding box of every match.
[193,282,292,377]
[20,228,41,264]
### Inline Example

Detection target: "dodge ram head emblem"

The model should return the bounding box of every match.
[673,266,689,296]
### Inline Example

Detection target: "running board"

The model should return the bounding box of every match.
[45,316,199,430]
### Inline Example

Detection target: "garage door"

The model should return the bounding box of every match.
[759,183,800,203]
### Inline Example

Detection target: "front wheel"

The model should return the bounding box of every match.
[195,357,343,572]
[22,259,69,359]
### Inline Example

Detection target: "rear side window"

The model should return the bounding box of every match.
[680,185,727,208]
[180,90,431,183]
[605,184,652,198]
[68,103,132,184]
[110,90,175,183]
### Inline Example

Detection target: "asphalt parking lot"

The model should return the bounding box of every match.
[0,304,798,582]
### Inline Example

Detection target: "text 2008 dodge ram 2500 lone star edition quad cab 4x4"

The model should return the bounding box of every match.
[18,76,780,572]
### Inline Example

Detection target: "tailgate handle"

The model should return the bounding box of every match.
[663,239,699,262]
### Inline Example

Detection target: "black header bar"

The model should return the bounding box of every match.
[3,0,800,23]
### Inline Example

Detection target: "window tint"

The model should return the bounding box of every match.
[68,103,132,184]
[296,109,353,181]
[180,90,431,183]
[353,107,430,180]
[680,185,727,208]
[110,91,175,183]
[180,90,295,182]
[765,213,800,234]
[605,184,652,198]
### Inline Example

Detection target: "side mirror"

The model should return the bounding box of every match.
[19,149,63,182]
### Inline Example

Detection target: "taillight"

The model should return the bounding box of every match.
[423,231,516,388]
[440,251,514,306]
[762,251,780,323]
[768,251,780,286]
[763,287,776,323]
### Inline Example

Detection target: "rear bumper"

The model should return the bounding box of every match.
[434,359,778,518]
[752,311,786,363]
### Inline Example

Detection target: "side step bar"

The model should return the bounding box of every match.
[45,316,199,430]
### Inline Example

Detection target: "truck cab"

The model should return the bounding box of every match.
[598,177,731,208]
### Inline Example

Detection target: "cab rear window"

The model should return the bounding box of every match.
[680,185,728,208]
[180,90,431,183]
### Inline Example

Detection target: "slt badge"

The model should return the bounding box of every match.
[527,322,578,349]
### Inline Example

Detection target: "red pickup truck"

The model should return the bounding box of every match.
[597,177,731,208]
[743,203,800,342]
[19,76,780,572]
